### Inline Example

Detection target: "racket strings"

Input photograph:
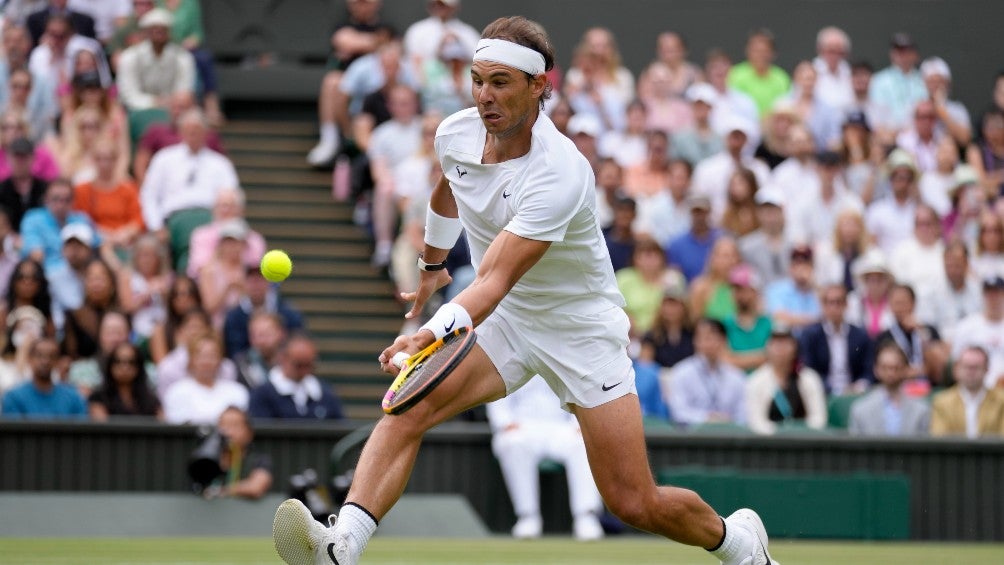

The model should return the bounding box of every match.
[395,338,467,397]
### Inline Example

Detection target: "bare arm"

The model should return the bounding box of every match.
[224,468,273,500]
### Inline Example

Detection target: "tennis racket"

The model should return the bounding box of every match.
[382,326,476,415]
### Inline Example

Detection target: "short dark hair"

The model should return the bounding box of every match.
[696,317,727,338]
[875,341,909,366]
[748,28,776,49]
[850,59,874,73]
[481,16,555,109]
[890,283,916,304]
[958,345,990,369]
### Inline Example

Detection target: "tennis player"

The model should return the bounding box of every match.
[273,16,776,565]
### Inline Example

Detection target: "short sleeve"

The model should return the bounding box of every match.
[504,167,587,242]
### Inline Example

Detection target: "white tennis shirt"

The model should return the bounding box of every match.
[435,108,625,314]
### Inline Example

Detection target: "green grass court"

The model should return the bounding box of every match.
[1,537,1001,565]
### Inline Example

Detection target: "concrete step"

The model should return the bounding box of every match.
[244,187,333,205]
[283,278,396,297]
[241,169,330,187]
[283,260,385,280]
[295,297,401,316]
[245,203,351,222]
[225,136,315,153]
[232,153,318,170]
[309,316,401,335]
[223,121,316,136]
[253,221,362,240]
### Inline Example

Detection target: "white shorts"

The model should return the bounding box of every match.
[476,302,636,410]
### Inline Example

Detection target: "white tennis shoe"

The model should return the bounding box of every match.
[721,508,778,565]
[272,499,358,565]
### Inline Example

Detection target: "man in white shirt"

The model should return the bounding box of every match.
[703,49,760,140]
[930,346,1004,438]
[916,241,983,341]
[116,8,195,111]
[273,17,776,565]
[919,57,972,147]
[402,0,479,70]
[951,276,1004,389]
[27,13,110,97]
[787,150,863,246]
[889,204,945,298]
[140,109,239,270]
[691,114,769,219]
[895,100,944,173]
[666,318,747,426]
[866,149,919,254]
[811,26,854,111]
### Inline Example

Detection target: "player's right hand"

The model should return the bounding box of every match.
[401,269,452,320]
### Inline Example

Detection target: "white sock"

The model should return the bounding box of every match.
[709,517,752,562]
[335,503,378,554]
[320,123,339,145]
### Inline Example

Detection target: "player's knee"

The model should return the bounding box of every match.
[381,405,437,439]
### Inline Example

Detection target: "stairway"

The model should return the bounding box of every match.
[223,120,403,420]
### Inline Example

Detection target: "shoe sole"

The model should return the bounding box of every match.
[732,508,777,565]
[273,499,319,565]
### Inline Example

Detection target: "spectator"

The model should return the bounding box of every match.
[197,219,250,328]
[917,137,959,216]
[155,307,236,397]
[786,61,842,150]
[727,28,791,117]
[754,102,799,170]
[27,14,110,99]
[814,208,869,291]
[738,186,791,286]
[919,57,971,147]
[622,129,671,200]
[896,100,944,174]
[951,276,1004,389]
[2,259,54,338]
[566,113,602,175]
[865,149,919,254]
[249,334,343,420]
[116,234,171,340]
[966,110,1004,198]
[133,92,224,185]
[670,84,722,166]
[788,150,864,247]
[616,236,683,337]
[116,8,195,112]
[722,264,771,372]
[548,97,574,137]
[45,223,94,328]
[402,0,479,72]
[666,318,747,427]
[838,109,883,200]
[486,376,604,541]
[812,26,854,112]
[666,195,722,283]
[849,342,930,436]
[874,284,947,392]
[691,115,768,218]
[66,0,131,44]
[65,309,130,394]
[62,258,118,360]
[635,61,688,134]
[643,31,702,98]
[199,406,273,499]
[930,346,1004,438]
[186,188,264,279]
[1,337,85,418]
[0,211,20,299]
[148,276,200,363]
[702,49,759,139]
[0,305,48,396]
[0,26,59,143]
[139,108,239,271]
[917,241,983,341]
[602,197,636,273]
[639,280,694,369]
[868,33,927,132]
[847,61,895,145]
[302,0,390,166]
[770,124,818,203]
[598,99,647,169]
[0,108,60,182]
[71,138,142,255]
[54,106,118,183]
[719,168,759,238]
[746,325,827,435]
[417,33,474,116]
[222,266,304,359]
[970,210,1004,280]
[59,70,130,171]
[159,0,224,126]
[233,312,286,390]
[765,245,822,332]
[162,331,248,424]
[633,159,691,248]
[800,283,874,395]
[564,27,634,121]
[20,179,99,273]
[687,235,739,321]
[26,0,97,45]
[846,249,895,338]
[0,137,47,229]
[889,204,945,297]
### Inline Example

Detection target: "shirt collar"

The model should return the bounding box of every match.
[269,367,322,402]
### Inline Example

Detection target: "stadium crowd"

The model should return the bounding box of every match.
[0,0,1003,444]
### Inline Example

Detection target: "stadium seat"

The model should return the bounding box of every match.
[827,394,862,429]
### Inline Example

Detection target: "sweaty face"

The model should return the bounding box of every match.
[471,61,542,139]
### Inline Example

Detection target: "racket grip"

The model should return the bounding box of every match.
[391,351,410,369]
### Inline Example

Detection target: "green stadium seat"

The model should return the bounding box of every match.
[689,421,753,434]
[827,394,862,429]
[128,108,171,146]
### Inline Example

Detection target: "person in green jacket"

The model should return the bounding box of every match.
[727,28,791,118]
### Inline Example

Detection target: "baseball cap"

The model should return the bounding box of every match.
[567,114,602,138]
[843,109,870,131]
[436,0,460,6]
[721,114,755,139]
[754,186,784,207]
[886,148,919,176]
[983,276,1004,291]
[890,32,916,49]
[218,218,250,241]
[139,8,173,29]
[852,249,891,279]
[728,263,761,290]
[60,223,94,247]
[920,57,951,80]
[686,194,712,211]
[9,137,33,156]
[6,305,46,330]
[952,164,979,189]
[685,83,718,106]
[662,271,688,302]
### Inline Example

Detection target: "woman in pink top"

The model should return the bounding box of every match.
[186,188,265,278]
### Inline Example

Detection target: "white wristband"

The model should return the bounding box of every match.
[420,302,473,340]
[424,207,463,250]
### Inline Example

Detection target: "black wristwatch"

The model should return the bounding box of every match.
[417,254,448,271]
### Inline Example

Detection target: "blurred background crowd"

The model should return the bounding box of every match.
[0,0,1002,445]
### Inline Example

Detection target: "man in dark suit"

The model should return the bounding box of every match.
[0,138,47,230]
[248,334,344,421]
[26,0,96,46]
[799,283,874,395]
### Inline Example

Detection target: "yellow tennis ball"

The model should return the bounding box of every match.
[260,250,293,282]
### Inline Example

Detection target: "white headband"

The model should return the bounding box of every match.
[472,38,546,76]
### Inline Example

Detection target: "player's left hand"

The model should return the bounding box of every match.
[401,269,452,320]
[378,331,436,375]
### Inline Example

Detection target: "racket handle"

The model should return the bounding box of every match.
[391,351,410,369]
